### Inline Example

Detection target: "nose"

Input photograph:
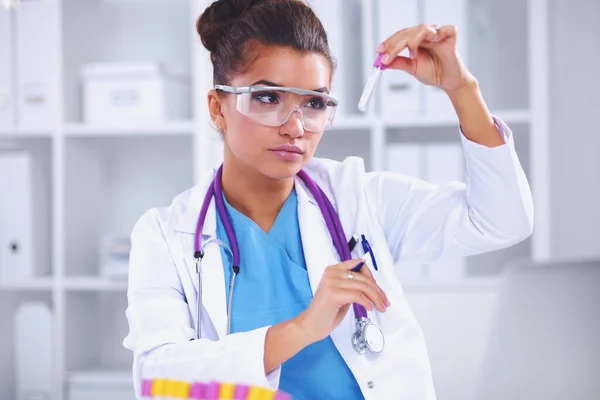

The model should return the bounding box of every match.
[279,108,305,139]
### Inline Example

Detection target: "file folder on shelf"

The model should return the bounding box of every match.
[0,6,14,130]
[0,151,50,281]
[15,0,59,129]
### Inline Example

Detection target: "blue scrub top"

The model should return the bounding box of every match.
[216,187,364,400]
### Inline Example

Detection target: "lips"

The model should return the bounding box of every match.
[270,144,304,154]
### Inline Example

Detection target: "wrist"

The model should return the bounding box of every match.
[445,75,479,101]
[292,312,320,346]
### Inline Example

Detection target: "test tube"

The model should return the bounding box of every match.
[219,382,235,400]
[206,381,221,400]
[189,382,207,400]
[151,379,169,400]
[171,380,191,399]
[141,379,153,398]
[233,384,249,400]
[357,53,388,112]
[247,386,275,400]
[273,391,292,400]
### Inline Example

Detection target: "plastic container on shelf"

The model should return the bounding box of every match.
[81,62,191,125]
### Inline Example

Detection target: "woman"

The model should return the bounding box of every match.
[123,0,533,399]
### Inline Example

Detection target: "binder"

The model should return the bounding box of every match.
[422,0,468,115]
[310,0,362,116]
[0,151,34,281]
[15,302,53,400]
[378,0,421,117]
[15,0,59,129]
[0,6,15,130]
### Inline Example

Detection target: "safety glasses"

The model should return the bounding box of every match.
[215,84,338,132]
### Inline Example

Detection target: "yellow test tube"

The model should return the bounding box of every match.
[171,380,191,398]
[247,386,275,400]
[218,382,235,399]
[151,379,169,399]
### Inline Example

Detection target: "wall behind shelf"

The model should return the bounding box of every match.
[549,0,600,260]
[64,135,194,276]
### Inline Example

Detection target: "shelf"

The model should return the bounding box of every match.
[63,278,128,292]
[0,278,54,291]
[0,128,54,138]
[383,109,531,129]
[63,121,194,137]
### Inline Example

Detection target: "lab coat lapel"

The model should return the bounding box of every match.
[176,169,228,339]
[295,178,340,295]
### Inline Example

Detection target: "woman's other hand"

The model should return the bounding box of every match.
[295,259,390,344]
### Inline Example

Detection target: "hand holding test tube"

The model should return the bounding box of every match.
[357,24,476,112]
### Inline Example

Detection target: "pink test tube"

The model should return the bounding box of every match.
[357,52,388,112]
[233,384,250,400]
[273,391,292,400]
[190,382,207,399]
[141,379,153,397]
[206,381,221,400]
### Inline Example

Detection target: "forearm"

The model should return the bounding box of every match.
[264,317,313,374]
[446,79,505,148]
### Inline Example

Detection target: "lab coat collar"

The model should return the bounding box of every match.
[174,168,319,236]
[295,177,340,296]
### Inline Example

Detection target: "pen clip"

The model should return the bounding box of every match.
[361,234,379,271]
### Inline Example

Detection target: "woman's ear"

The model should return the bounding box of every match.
[207,89,226,132]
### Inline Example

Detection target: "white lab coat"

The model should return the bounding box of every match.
[123,117,533,399]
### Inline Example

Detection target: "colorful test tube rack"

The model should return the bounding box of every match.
[141,379,292,400]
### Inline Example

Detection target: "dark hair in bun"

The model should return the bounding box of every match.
[197,0,335,86]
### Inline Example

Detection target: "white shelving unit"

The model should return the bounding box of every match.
[4,0,595,399]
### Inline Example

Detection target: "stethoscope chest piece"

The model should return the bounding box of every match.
[352,317,385,354]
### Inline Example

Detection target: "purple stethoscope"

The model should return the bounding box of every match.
[192,164,384,354]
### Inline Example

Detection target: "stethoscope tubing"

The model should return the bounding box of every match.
[193,165,375,344]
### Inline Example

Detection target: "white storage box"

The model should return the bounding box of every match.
[68,370,135,400]
[81,62,190,124]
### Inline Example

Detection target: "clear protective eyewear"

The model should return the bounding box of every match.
[215,84,339,132]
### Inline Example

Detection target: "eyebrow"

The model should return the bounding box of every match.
[250,79,329,94]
